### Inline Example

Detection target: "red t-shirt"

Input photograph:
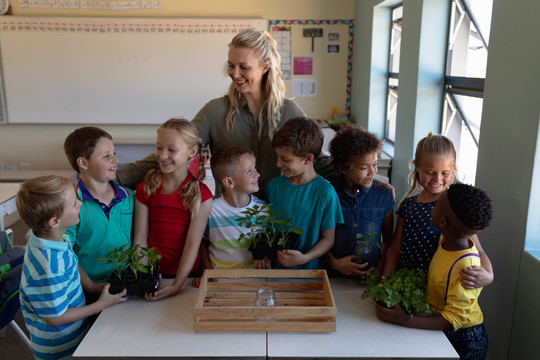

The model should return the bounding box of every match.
[136,173,212,276]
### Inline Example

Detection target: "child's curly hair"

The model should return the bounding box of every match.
[447,183,493,231]
[328,125,382,171]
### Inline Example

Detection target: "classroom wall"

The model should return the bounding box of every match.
[0,0,354,170]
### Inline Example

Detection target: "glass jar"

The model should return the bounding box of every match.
[255,287,276,322]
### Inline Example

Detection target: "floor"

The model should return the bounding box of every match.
[0,217,34,360]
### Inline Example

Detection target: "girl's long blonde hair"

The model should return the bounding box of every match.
[401,133,457,202]
[225,28,285,138]
[144,118,206,216]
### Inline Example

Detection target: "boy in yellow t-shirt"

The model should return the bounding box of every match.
[376,183,492,360]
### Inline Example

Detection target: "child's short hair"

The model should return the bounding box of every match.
[329,124,382,171]
[210,146,255,185]
[272,117,323,159]
[64,127,113,173]
[16,175,75,234]
[447,183,493,231]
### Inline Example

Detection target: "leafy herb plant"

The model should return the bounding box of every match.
[361,268,432,317]
[97,244,161,296]
[97,244,130,280]
[237,203,304,258]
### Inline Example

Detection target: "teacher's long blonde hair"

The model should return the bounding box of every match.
[225,28,286,139]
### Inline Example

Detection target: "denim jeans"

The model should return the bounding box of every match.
[443,323,489,360]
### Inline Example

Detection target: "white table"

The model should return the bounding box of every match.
[73,280,267,360]
[74,278,458,359]
[267,278,458,359]
[0,183,20,231]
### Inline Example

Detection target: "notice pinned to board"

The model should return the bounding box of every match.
[292,79,318,98]
[293,57,313,75]
[272,26,292,80]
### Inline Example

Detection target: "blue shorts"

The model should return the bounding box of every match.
[443,323,488,360]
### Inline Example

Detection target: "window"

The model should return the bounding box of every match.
[443,0,493,184]
[385,5,402,143]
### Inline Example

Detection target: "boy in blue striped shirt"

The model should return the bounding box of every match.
[17,175,127,360]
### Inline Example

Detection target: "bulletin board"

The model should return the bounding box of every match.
[0,17,267,124]
[270,19,353,121]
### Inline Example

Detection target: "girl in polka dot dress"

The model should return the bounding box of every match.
[382,133,493,289]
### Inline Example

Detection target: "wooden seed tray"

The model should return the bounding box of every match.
[193,269,336,332]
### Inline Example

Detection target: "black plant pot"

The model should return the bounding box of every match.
[248,234,271,260]
[107,264,160,296]
[124,268,140,296]
[107,272,125,295]
[269,232,300,261]
[140,264,160,296]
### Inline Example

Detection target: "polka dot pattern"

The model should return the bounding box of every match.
[397,195,441,272]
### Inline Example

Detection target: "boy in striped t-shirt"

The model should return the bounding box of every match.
[17,176,127,360]
[199,146,269,273]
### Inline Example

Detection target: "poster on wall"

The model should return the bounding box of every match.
[292,79,318,97]
[293,56,313,75]
[272,26,292,80]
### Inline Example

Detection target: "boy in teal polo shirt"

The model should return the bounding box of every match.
[64,127,135,285]
[265,117,343,269]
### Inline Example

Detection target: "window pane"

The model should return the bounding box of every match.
[443,0,493,184]
[443,94,483,184]
[446,0,493,78]
[385,5,402,142]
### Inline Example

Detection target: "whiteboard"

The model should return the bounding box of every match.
[0,17,267,124]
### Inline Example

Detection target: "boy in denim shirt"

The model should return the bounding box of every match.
[325,125,393,279]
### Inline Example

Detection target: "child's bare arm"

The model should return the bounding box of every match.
[381,216,403,276]
[375,304,453,330]
[78,266,105,294]
[459,234,493,289]
[44,284,127,327]
[278,228,335,267]
[192,239,211,288]
[146,198,212,301]
[133,200,149,249]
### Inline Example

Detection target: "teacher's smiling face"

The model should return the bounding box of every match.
[227,46,269,99]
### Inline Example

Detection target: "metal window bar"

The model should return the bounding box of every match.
[460,0,489,50]
[445,91,479,147]
[449,0,489,52]
[385,4,403,141]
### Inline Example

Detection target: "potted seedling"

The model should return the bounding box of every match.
[237,203,304,261]
[97,244,130,294]
[97,244,161,296]
[140,246,161,294]
[352,226,380,269]
[361,268,432,317]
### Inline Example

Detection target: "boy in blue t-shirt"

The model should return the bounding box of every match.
[265,117,343,269]
[63,127,135,285]
[17,175,126,360]
[325,125,393,280]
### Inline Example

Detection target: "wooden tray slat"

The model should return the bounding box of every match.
[193,269,337,332]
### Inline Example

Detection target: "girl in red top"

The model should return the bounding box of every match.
[134,118,213,301]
